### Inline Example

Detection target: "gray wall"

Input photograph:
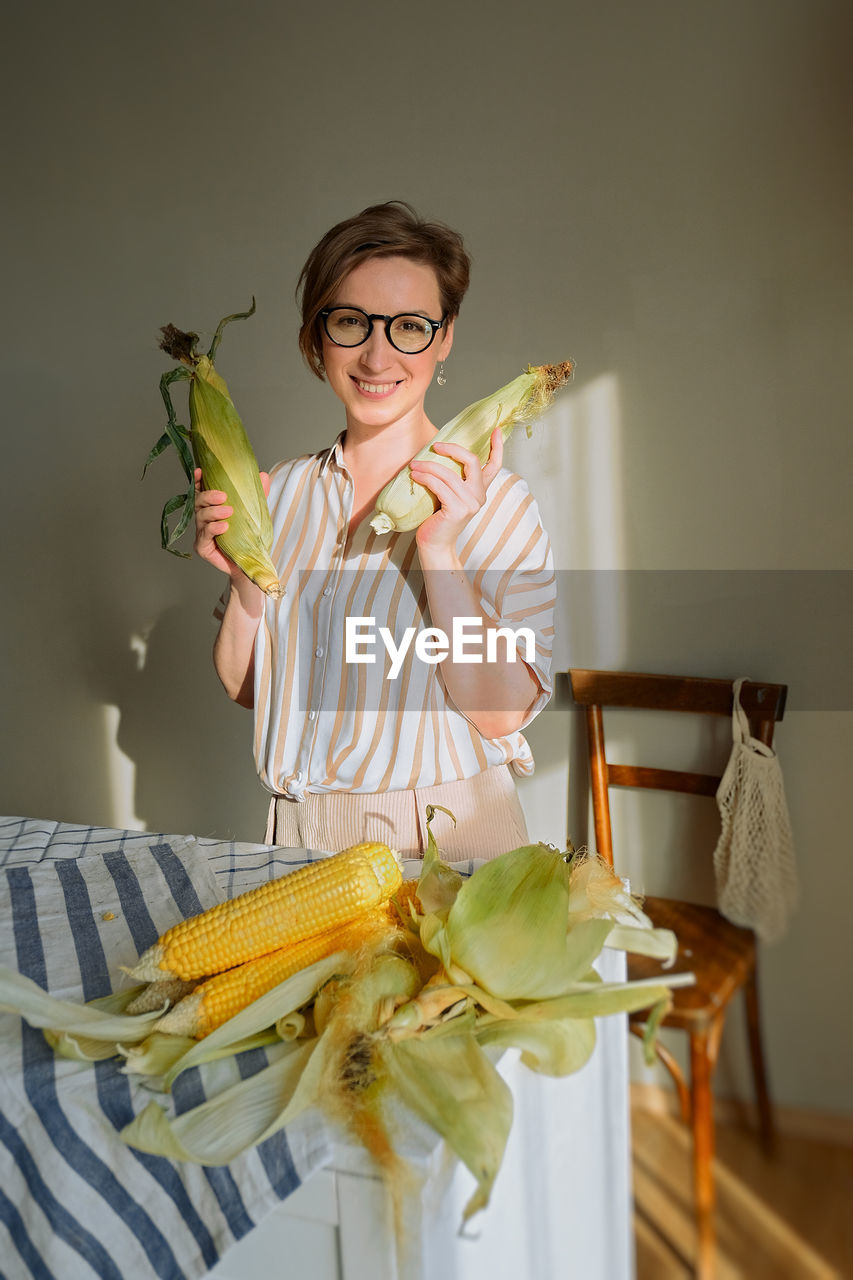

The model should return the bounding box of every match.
[3,2,852,1115]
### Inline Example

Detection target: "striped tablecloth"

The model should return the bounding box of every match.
[0,815,448,1280]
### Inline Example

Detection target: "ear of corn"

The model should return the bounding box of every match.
[125,841,403,984]
[155,908,396,1038]
[144,299,284,598]
[369,360,574,534]
[189,354,281,595]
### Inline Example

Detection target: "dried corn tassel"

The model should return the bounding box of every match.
[144,299,283,597]
[370,361,574,534]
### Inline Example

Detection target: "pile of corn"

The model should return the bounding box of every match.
[0,817,688,1229]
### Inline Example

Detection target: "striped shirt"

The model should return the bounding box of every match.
[249,436,555,800]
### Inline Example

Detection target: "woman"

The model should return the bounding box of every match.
[195,201,556,858]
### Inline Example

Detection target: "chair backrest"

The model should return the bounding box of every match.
[568,669,788,868]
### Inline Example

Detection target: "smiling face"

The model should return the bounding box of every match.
[320,255,454,438]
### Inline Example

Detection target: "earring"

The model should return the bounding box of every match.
[436,361,447,386]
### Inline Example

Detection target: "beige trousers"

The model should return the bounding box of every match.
[265,765,529,860]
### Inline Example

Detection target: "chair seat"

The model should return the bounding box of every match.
[628,896,757,1031]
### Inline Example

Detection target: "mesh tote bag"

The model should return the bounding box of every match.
[712,678,799,943]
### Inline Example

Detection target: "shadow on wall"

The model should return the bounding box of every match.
[97,596,266,842]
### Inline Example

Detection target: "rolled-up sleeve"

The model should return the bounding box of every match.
[463,471,556,730]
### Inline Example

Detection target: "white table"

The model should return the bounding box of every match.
[0,817,634,1280]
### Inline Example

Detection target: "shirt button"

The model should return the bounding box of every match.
[308,710,316,721]
[323,587,332,597]
[315,646,324,658]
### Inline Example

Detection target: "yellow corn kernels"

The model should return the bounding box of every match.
[126,842,403,983]
[155,909,395,1038]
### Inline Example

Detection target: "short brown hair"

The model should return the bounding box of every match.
[296,200,471,380]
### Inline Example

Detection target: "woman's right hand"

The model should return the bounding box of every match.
[193,467,271,580]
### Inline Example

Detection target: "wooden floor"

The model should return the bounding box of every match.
[632,1104,853,1279]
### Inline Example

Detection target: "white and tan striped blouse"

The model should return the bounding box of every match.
[247,436,555,801]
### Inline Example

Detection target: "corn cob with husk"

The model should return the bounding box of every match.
[370,360,574,534]
[124,841,403,983]
[155,908,397,1038]
[143,299,283,597]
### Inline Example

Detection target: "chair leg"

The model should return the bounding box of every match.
[744,962,776,1156]
[689,1031,716,1280]
[628,1024,692,1122]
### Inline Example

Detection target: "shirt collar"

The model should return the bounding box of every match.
[318,432,347,477]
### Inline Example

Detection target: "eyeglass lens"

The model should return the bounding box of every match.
[323,308,436,353]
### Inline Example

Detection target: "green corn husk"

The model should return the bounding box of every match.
[378,1024,513,1224]
[370,360,574,534]
[422,842,614,1001]
[0,967,163,1048]
[143,299,283,597]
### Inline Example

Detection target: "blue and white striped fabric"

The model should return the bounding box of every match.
[0,816,341,1280]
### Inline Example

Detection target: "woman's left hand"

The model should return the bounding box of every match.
[411,426,503,557]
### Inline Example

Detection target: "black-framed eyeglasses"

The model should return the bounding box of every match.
[320,306,445,355]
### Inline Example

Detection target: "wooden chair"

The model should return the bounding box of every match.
[568,669,787,1279]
